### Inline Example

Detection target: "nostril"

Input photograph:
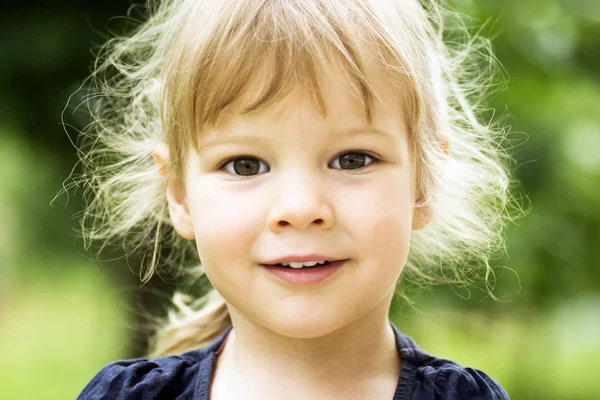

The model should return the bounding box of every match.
[276,219,323,227]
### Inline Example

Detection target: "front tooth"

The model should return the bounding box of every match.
[288,262,305,269]
[303,261,318,267]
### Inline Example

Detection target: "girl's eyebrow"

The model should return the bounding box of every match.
[197,136,270,152]
[197,127,396,152]
[327,127,400,144]
[333,127,396,139]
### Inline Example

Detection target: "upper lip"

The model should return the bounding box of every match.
[262,255,346,265]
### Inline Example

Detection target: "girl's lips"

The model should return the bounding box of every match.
[261,259,348,284]
[263,254,343,265]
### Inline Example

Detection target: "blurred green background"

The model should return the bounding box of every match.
[1,0,599,399]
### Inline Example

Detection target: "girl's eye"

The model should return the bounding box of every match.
[222,157,269,176]
[329,152,376,170]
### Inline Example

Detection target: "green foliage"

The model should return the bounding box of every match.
[0,259,128,400]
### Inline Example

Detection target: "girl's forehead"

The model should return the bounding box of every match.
[196,74,410,153]
[203,59,408,137]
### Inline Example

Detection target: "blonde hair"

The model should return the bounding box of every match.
[68,0,520,357]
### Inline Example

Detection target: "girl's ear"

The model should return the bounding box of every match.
[153,144,196,240]
[412,202,431,231]
[412,136,449,231]
[439,137,450,159]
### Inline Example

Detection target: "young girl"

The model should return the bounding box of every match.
[74,0,515,398]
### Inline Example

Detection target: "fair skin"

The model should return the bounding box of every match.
[155,63,445,399]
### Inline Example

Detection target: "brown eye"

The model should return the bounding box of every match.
[330,152,375,170]
[223,157,269,176]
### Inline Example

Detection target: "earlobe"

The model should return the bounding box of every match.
[412,203,431,231]
[411,136,448,231]
[166,182,196,240]
[153,144,196,240]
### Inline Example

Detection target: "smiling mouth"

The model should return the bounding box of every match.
[261,260,348,284]
[274,261,331,269]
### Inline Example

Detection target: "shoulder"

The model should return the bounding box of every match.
[76,352,204,400]
[76,329,231,400]
[391,324,509,400]
[412,362,509,400]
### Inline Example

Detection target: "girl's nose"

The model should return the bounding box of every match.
[267,170,335,233]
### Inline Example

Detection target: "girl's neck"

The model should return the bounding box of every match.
[211,297,401,400]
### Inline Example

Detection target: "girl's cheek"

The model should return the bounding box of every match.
[338,171,413,220]
[337,175,413,253]
[189,183,266,257]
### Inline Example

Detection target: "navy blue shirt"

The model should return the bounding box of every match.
[77,322,509,399]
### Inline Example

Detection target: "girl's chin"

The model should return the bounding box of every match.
[254,312,349,339]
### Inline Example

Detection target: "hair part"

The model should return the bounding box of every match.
[67,0,521,356]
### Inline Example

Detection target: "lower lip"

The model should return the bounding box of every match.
[261,260,347,284]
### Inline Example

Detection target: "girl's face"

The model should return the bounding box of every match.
[167,66,430,338]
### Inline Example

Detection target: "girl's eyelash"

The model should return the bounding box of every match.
[219,155,270,177]
[218,151,381,176]
[217,155,260,170]
[329,151,381,170]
